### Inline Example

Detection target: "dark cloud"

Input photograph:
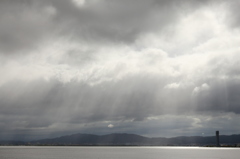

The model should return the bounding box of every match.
[1,72,240,140]
[1,0,240,140]
[0,0,218,54]
[0,0,74,55]
[49,0,215,44]
[193,79,240,114]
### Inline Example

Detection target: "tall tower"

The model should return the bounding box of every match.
[216,131,220,147]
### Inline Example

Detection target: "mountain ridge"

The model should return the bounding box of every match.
[1,133,240,146]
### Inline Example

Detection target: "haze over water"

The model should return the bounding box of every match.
[0,147,239,159]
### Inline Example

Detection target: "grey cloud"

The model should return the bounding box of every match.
[50,0,214,44]
[192,79,240,114]
[224,0,240,28]
[1,73,240,130]
[0,0,57,54]
[0,0,218,55]
[1,0,240,140]
[0,76,163,130]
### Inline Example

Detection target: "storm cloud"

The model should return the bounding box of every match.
[1,0,240,140]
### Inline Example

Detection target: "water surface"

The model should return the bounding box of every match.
[0,146,239,159]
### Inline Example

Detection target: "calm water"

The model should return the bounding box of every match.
[0,146,239,159]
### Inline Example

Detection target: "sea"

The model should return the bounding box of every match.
[0,146,239,159]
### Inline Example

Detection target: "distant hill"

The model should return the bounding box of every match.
[1,133,240,146]
[31,133,150,145]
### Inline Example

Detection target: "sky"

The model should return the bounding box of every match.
[1,0,240,141]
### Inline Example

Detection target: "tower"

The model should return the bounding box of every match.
[216,131,220,147]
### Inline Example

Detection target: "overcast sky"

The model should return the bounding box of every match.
[1,0,240,141]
